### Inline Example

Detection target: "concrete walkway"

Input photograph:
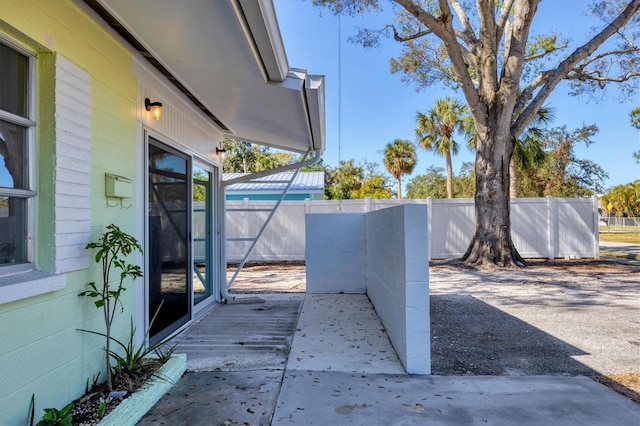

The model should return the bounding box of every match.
[600,240,640,255]
[140,293,640,425]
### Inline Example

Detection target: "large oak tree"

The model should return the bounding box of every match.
[315,0,640,267]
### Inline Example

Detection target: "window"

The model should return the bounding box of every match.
[0,40,35,267]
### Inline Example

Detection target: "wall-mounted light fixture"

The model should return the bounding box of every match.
[145,98,163,120]
[216,147,226,156]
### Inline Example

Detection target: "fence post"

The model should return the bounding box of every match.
[592,195,600,259]
[427,197,432,260]
[547,196,558,259]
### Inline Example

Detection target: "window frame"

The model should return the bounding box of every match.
[0,36,36,269]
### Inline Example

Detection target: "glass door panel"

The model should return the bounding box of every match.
[148,137,191,343]
[193,164,212,306]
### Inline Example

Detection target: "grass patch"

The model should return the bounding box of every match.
[599,250,640,261]
[599,230,640,244]
[593,373,640,404]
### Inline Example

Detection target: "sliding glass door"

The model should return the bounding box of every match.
[193,163,214,309]
[148,137,191,343]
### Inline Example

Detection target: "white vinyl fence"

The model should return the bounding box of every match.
[223,196,599,262]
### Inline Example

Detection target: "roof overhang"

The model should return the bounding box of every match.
[84,0,325,154]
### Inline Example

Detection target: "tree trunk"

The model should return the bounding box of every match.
[461,129,525,267]
[445,151,454,199]
[397,177,402,199]
[509,159,518,198]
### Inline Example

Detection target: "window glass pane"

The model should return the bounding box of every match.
[0,196,27,265]
[0,119,28,189]
[0,42,28,117]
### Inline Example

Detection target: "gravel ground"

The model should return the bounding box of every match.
[228,260,639,389]
[429,260,639,377]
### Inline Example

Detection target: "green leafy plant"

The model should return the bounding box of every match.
[84,372,101,395]
[79,310,177,390]
[97,399,107,419]
[36,403,73,426]
[78,224,143,391]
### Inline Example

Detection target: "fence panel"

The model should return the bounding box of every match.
[428,199,474,258]
[557,198,599,258]
[225,200,307,262]
[223,197,598,261]
[511,198,551,257]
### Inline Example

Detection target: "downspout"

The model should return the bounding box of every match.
[219,149,322,302]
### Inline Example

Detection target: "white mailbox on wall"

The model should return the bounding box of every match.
[105,173,132,199]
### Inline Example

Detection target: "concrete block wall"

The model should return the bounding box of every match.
[305,205,430,374]
[366,205,430,374]
[305,213,367,293]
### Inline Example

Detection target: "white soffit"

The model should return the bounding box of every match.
[91,0,325,154]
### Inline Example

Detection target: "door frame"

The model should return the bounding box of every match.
[143,129,221,342]
[192,160,220,315]
[146,132,193,343]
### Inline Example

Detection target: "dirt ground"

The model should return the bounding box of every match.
[227,259,640,402]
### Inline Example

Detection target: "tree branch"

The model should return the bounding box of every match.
[514,70,553,117]
[496,0,516,42]
[575,47,640,68]
[524,43,569,61]
[513,0,640,137]
[477,0,499,97]
[450,0,477,46]
[388,24,432,42]
[566,69,640,84]
[393,0,482,117]
[498,0,540,133]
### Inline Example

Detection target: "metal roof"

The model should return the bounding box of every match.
[223,171,324,192]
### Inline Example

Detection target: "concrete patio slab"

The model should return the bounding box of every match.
[272,372,640,425]
[142,263,640,425]
[138,370,281,426]
[287,294,405,374]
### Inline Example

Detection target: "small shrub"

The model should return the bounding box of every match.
[78,224,142,391]
[36,403,73,426]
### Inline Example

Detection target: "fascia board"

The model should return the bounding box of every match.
[305,74,326,153]
[236,0,289,82]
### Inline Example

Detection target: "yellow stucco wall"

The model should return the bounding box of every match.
[0,1,139,424]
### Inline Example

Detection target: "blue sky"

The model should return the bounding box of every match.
[275,0,640,190]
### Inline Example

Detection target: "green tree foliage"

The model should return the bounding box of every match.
[406,166,448,199]
[415,97,474,199]
[517,125,608,197]
[222,137,295,173]
[300,158,329,172]
[406,163,475,199]
[325,159,392,199]
[601,180,640,217]
[352,174,394,199]
[510,105,555,197]
[314,0,640,267]
[454,162,476,198]
[630,107,640,163]
[383,139,417,199]
[222,137,255,173]
[192,169,208,202]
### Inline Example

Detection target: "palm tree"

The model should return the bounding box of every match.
[415,97,474,198]
[383,139,417,199]
[510,105,555,197]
